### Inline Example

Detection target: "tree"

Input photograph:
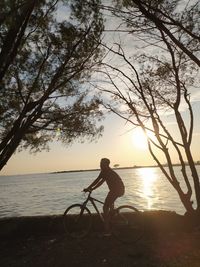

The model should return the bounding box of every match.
[114,164,120,168]
[0,0,39,84]
[102,0,200,66]
[0,0,104,171]
[96,0,200,214]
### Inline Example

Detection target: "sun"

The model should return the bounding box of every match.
[131,128,149,150]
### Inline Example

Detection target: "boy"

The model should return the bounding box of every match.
[84,158,125,234]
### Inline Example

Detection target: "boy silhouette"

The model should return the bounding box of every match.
[84,158,125,234]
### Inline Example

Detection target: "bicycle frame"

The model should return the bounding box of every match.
[63,192,143,243]
[82,192,105,222]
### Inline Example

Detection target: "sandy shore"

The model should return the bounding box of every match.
[1,211,200,267]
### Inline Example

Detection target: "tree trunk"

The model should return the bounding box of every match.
[176,188,194,213]
[132,0,200,67]
[186,149,200,210]
[0,0,37,83]
[0,133,23,171]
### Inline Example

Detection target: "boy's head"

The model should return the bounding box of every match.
[100,158,110,170]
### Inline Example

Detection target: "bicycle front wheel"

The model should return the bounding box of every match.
[63,204,92,239]
[110,205,143,243]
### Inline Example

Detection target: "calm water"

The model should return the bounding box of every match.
[0,166,199,218]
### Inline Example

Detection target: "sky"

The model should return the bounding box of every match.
[1,1,200,176]
[1,113,156,175]
[2,103,200,176]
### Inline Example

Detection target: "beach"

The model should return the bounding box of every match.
[1,211,200,267]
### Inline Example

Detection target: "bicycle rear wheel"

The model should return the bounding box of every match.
[63,204,92,238]
[110,205,143,243]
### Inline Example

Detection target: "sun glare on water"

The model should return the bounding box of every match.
[137,167,158,210]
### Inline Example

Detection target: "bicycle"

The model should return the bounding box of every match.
[63,191,144,243]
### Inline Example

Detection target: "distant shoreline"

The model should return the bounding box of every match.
[51,165,155,174]
[1,163,200,177]
[51,163,200,174]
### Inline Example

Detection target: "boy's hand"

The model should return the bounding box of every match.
[83,187,91,192]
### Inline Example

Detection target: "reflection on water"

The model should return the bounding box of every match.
[137,168,158,210]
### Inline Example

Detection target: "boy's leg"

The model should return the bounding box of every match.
[103,191,118,233]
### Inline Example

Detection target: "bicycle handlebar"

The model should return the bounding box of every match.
[82,190,105,205]
[82,189,92,196]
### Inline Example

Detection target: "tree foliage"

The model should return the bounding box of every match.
[0,0,104,170]
[103,0,200,66]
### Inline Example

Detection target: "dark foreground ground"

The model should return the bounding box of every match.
[1,211,200,267]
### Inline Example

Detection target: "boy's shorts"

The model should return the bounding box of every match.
[104,186,125,208]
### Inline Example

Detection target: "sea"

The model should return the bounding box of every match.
[0,166,199,218]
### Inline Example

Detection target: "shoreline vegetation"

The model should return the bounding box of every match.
[1,211,200,267]
[51,162,200,174]
[1,162,200,177]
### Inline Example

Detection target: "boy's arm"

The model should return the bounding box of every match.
[84,172,105,191]
[91,177,105,190]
